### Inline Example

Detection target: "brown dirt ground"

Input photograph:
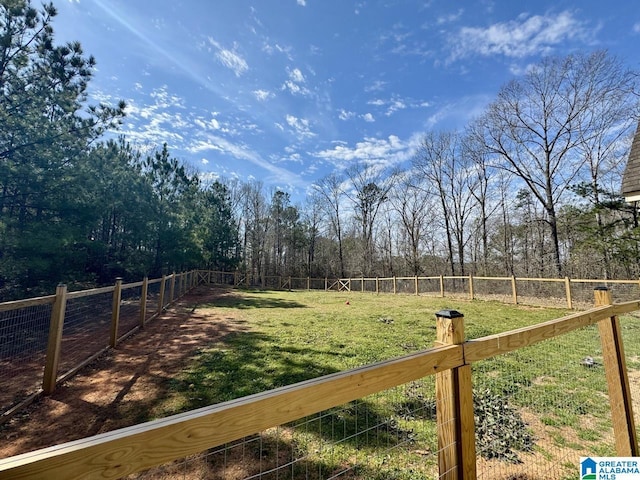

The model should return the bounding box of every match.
[0,286,246,459]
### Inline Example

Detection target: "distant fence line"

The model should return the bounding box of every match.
[0,271,198,423]
[205,270,640,308]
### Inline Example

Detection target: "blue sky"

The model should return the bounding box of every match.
[54,0,640,202]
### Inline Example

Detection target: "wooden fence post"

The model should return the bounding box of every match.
[169,273,176,303]
[511,275,518,305]
[435,309,476,479]
[565,277,573,309]
[307,277,310,291]
[158,275,166,314]
[361,275,364,292]
[594,287,639,456]
[43,284,68,395]
[376,277,379,295]
[324,277,328,291]
[393,276,397,295]
[139,277,148,328]
[469,275,474,300]
[109,278,123,348]
[415,275,419,296]
[440,275,445,298]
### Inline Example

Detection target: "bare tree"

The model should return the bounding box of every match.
[479,50,635,276]
[312,173,347,278]
[345,162,396,276]
[390,172,437,276]
[240,180,270,284]
[571,51,639,278]
[413,131,477,275]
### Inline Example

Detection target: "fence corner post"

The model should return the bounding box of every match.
[43,283,68,395]
[435,309,476,480]
[109,278,123,348]
[594,287,639,456]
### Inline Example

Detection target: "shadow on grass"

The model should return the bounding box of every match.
[202,289,308,310]
[169,328,342,407]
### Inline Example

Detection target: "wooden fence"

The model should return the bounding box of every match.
[0,287,637,479]
[206,270,640,308]
[0,270,198,423]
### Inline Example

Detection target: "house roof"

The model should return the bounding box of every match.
[622,121,640,202]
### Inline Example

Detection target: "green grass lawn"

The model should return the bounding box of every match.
[152,288,640,479]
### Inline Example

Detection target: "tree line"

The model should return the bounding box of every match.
[1,1,640,300]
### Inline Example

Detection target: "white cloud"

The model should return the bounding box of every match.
[362,113,375,122]
[208,38,248,76]
[385,100,406,116]
[286,114,315,138]
[297,0,307,6]
[365,80,387,92]
[338,109,355,120]
[289,68,306,83]
[315,134,419,168]
[253,89,274,101]
[633,22,640,34]
[188,136,305,186]
[282,67,311,96]
[449,11,589,60]
[194,117,221,131]
[201,158,209,165]
[367,95,427,116]
[437,9,464,25]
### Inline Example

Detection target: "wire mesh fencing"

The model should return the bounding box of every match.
[129,379,441,480]
[472,322,623,479]
[118,284,143,340]
[0,301,53,416]
[146,279,163,321]
[618,310,640,449]
[59,290,114,375]
[0,271,200,421]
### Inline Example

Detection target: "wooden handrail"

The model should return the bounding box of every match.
[0,345,463,480]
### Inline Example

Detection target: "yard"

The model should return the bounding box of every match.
[1,285,639,479]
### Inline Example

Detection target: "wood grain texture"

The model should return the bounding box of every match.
[0,295,55,312]
[0,345,463,480]
[464,305,613,362]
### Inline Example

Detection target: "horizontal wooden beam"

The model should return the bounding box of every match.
[0,345,463,480]
[0,295,55,312]
[464,305,613,362]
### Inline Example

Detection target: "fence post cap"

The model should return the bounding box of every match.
[594,286,610,291]
[435,309,464,319]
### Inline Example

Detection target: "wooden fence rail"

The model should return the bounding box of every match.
[0,270,198,424]
[0,288,637,479]
[203,270,640,308]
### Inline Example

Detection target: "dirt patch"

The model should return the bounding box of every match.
[0,286,246,459]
